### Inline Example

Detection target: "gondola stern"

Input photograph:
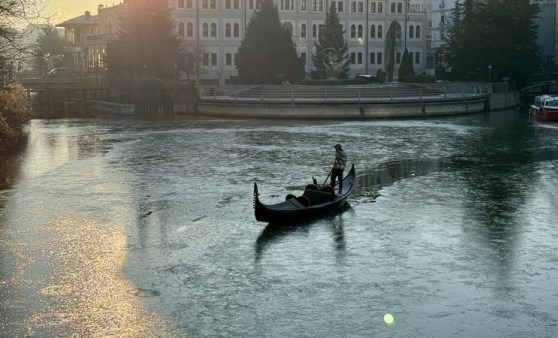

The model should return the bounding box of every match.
[253,182,260,208]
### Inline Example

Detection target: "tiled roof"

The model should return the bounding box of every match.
[56,13,99,27]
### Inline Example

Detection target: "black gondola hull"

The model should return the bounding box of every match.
[254,164,355,224]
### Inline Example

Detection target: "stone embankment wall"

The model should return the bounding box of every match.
[180,84,520,118]
[196,97,488,119]
[487,91,520,111]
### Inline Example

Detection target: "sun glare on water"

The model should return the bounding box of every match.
[384,313,394,325]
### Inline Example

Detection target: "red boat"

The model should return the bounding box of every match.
[529,95,558,121]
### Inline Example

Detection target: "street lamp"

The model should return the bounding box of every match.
[488,64,492,83]
[43,53,50,77]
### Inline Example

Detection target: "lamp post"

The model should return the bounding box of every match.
[43,53,50,77]
[488,64,492,83]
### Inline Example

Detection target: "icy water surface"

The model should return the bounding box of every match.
[1,109,558,337]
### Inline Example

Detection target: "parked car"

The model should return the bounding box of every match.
[355,74,375,83]
[46,67,76,78]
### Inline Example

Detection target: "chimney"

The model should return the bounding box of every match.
[85,11,91,19]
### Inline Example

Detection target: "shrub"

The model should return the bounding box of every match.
[403,74,437,83]
[0,83,32,152]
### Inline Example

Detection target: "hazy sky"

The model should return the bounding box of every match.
[43,0,116,24]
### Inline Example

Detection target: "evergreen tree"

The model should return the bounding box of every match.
[441,0,539,86]
[311,2,350,79]
[385,21,402,81]
[398,48,415,82]
[33,25,65,73]
[108,0,184,80]
[236,0,303,84]
[484,0,540,87]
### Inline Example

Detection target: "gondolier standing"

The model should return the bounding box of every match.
[331,143,347,195]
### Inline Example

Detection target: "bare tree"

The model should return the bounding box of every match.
[1,0,46,73]
[181,39,205,81]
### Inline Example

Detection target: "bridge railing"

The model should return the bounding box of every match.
[198,83,488,102]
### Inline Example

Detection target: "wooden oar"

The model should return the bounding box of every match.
[321,169,333,187]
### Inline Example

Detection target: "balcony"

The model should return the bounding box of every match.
[86,32,110,42]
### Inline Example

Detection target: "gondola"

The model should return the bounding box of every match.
[253,164,355,224]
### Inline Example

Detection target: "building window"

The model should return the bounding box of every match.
[210,0,216,9]
[178,22,185,37]
[234,0,240,9]
[409,25,414,39]
[203,53,209,65]
[377,52,382,64]
[415,25,420,39]
[350,25,356,39]
[301,0,307,10]
[370,25,375,38]
[178,0,184,8]
[350,52,356,64]
[301,52,307,65]
[378,2,383,13]
[378,25,382,38]
[187,22,193,37]
[211,53,217,66]
[358,1,363,12]
[415,52,420,64]
[351,1,356,12]
[225,0,231,9]
[234,23,240,38]
[301,23,307,38]
[226,53,233,66]
[202,0,208,9]
[281,0,294,10]
[370,1,376,12]
[225,23,231,37]
[211,23,217,38]
[312,24,317,38]
[186,0,192,8]
[357,25,363,39]
[357,52,363,64]
[397,2,402,13]
[283,22,293,35]
[370,52,375,64]
[202,23,208,37]
[338,1,343,12]
[249,0,254,9]
[396,52,401,64]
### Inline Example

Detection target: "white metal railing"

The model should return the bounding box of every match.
[198,83,489,103]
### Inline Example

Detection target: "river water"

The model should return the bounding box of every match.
[1,109,557,337]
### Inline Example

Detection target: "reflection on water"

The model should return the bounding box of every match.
[1,110,558,336]
[254,205,350,263]
[0,218,178,336]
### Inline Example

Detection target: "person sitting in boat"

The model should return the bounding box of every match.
[331,143,347,195]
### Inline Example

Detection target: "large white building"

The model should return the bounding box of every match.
[170,0,429,84]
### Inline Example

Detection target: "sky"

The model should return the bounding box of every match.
[43,0,115,24]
